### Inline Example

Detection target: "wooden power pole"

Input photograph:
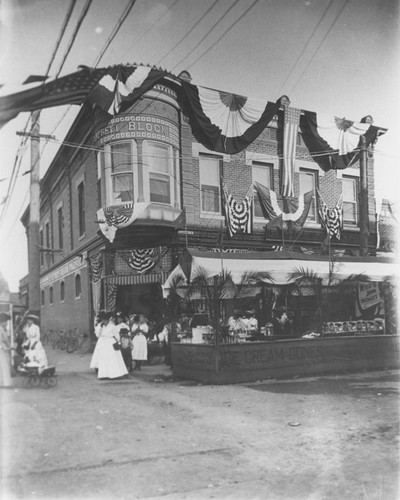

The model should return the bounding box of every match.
[359,134,369,256]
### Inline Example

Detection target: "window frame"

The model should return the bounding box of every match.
[252,161,273,219]
[57,206,64,250]
[49,286,54,305]
[77,181,85,237]
[342,175,359,226]
[299,168,318,223]
[60,280,65,303]
[75,273,81,299]
[110,141,135,204]
[199,154,222,215]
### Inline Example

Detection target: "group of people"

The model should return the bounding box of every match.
[90,311,154,379]
[0,312,49,387]
[227,306,293,338]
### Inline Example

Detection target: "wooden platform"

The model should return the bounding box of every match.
[171,335,400,384]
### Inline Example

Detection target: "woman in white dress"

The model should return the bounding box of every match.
[90,311,128,379]
[0,312,13,387]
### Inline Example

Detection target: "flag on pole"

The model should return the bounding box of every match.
[299,110,387,171]
[0,65,167,128]
[178,80,282,154]
[222,182,253,237]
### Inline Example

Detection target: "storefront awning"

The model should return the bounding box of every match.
[105,272,166,286]
[163,248,399,291]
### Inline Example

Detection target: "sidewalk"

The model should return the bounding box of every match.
[45,346,176,382]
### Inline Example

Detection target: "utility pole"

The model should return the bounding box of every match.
[359,134,369,256]
[17,113,55,318]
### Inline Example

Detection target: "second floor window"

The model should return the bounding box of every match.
[199,155,221,213]
[40,229,44,265]
[342,176,358,225]
[49,286,54,305]
[147,142,171,204]
[78,181,85,236]
[299,169,317,222]
[252,161,273,218]
[60,281,65,302]
[110,142,134,204]
[57,207,64,249]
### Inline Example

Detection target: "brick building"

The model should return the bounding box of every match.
[19,68,396,336]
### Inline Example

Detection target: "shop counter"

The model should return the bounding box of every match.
[171,335,400,384]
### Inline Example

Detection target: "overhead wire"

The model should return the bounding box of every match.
[185,0,262,71]
[288,0,350,95]
[274,0,335,98]
[155,0,222,67]
[120,0,183,61]
[45,0,78,78]
[171,0,241,70]
[92,0,137,68]
[55,0,93,78]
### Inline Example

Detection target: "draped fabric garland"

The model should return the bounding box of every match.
[299,111,387,171]
[97,202,148,243]
[222,182,253,237]
[177,80,282,154]
[317,188,343,240]
[120,247,167,274]
[254,182,314,233]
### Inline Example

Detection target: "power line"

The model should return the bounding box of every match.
[155,0,222,66]
[45,0,78,77]
[120,0,183,61]
[56,0,93,77]
[275,0,335,98]
[185,0,262,71]
[92,0,137,68]
[288,0,350,95]
[172,0,241,71]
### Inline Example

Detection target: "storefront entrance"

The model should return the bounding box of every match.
[116,283,163,321]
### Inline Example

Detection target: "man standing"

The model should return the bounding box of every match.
[271,306,292,336]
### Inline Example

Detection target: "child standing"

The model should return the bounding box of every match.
[131,329,148,370]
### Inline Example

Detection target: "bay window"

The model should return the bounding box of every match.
[110,142,134,204]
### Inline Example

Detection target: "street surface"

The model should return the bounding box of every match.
[1,347,399,500]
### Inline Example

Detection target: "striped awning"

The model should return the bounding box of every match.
[104,272,166,286]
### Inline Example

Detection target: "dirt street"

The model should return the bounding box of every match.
[1,347,399,500]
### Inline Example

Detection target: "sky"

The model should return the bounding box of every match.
[0,0,398,291]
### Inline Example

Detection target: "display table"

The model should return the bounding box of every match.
[171,335,400,384]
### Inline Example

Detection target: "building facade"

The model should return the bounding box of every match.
[20,69,393,336]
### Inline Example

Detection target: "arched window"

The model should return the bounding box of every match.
[75,274,81,298]
[60,281,65,302]
[49,286,54,305]
[41,289,45,306]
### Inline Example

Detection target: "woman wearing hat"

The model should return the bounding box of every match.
[0,312,13,387]
[90,311,128,379]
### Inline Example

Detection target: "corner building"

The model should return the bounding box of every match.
[20,69,391,336]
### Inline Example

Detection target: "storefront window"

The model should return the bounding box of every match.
[252,162,273,218]
[110,142,134,203]
[199,155,221,213]
[299,169,317,221]
[342,176,358,225]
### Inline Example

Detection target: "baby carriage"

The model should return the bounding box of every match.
[18,364,58,389]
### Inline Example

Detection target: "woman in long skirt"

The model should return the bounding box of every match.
[0,312,12,387]
[90,311,128,379]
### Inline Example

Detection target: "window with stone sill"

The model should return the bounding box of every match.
[299,169,318,222]
[342,176,358,226]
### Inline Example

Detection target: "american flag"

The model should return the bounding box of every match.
[0,65,167,128]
